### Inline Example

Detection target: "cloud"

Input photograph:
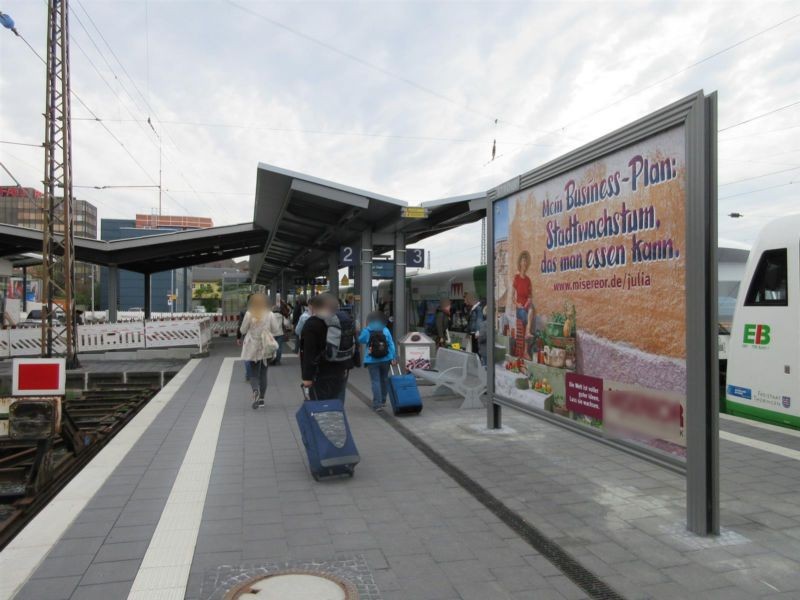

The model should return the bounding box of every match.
[1,0,798,273]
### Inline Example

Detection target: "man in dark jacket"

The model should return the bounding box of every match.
[300,293,357,401]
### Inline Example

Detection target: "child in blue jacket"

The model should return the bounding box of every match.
[358,311,397,411]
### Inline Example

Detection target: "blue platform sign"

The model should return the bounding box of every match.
[347,260,395,280]
[372,260,394,279]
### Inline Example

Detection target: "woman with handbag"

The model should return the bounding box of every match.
[239,293,279,409]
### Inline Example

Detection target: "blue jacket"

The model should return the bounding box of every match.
[358,322,396,364]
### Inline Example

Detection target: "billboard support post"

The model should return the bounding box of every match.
[685,93,720,535]
[486,195,501,430]
[486,91,718,536]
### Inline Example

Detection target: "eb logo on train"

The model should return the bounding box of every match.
[743,323,771,347]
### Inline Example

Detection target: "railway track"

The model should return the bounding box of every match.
[0,382,158,550]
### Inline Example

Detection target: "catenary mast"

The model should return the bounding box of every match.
[41,0,79,367]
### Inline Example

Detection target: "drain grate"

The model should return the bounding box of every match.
[225,569,358,599]
[200,557,381,600]
[349,384,627,600]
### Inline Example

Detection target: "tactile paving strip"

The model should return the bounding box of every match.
[200,556,382,600]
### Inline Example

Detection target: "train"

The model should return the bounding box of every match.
[370,225,800,430]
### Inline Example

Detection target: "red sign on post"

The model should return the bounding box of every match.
[12,358,66,396]
[565,372,603,420]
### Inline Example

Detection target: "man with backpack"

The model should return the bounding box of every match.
[358,311,396,412]
[300,293,358,402]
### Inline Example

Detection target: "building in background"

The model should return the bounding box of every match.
[99,214,218,313]
[99,219,188,312]
[0,186,98,306]
[135,214,213,230]
[191,266,250,313]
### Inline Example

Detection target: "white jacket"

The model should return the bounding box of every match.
[240,311,278,362]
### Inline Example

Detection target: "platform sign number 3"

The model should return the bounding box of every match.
[407,248,425,268]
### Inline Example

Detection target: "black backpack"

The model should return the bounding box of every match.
[322,310,356,363]
[368,329,389,359]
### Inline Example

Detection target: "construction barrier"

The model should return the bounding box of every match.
[0,318,212,358]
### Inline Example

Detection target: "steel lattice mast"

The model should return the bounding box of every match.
[42,0,79,367]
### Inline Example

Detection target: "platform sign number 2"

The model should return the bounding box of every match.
[339,246,357,266]
[407,248,425,268]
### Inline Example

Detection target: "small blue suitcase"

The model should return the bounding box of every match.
[388,365,423,415]
[296,397,360,480]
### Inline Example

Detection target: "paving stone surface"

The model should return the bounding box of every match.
[184,347,586,600]
[354,366,800,600]
[12,339,800,600]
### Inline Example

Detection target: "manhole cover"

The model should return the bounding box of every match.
[225,570,358,600]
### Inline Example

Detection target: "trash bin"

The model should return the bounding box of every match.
[398,331,437,373]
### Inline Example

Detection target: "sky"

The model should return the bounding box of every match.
[1,0,798,273]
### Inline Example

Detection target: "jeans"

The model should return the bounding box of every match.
[248,360,268,399]
[244,359,253,380]
[337,370,349,402]
[309,374,346,402]
[367,362,391,409]
[273,335,285,364]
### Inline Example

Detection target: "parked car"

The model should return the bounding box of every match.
[22,309,65,327]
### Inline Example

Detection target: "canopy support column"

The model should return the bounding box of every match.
[144,274,151,320]
[359,230,373,329]
[21,267,28,312]
[393,231,407,339]
[328,253,339,299]
[108,265,118,323]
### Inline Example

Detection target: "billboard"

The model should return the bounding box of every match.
[491,106,710,462]
[6,278,40,302]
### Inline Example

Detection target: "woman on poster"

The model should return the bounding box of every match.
[511,251,536,359]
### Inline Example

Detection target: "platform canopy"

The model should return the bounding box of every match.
[251,163,486,285]
[0,222,268,274]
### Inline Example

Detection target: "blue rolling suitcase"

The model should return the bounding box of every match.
[388,365,423,415]
[296,396,360,481]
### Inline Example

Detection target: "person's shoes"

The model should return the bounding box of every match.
[374,406,384,413]
[257,399,265,408]
[251,390,260,409]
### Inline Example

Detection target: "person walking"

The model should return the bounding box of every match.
[465,294,484,357]
[236,293,253,381]
[434,299,451,347]
[478,305,488,366]
[300,293,356,401]
[269,304,287,365]
[291,295,307,352]
[358,311,396,411]
[240,293,278,409]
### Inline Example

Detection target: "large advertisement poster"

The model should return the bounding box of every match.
[493,126,687,459]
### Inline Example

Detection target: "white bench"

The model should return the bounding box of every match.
[412,347,487,409]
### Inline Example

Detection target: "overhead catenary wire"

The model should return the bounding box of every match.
[550,12,800,136]
[719,180,796,200]
[72,0,221,218]
[8,24,189,216]
[0,140,43,148]
[719,166,800,187]
[69,117,561,148]
[223,0,576,140]
[719,100,800,132]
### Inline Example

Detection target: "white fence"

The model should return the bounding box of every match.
[1,318,212,358]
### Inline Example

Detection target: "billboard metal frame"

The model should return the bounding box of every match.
[485,91,719,535]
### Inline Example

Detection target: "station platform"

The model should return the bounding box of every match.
[3,339,800,600]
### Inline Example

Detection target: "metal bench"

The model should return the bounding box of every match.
[412,347,486,409]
